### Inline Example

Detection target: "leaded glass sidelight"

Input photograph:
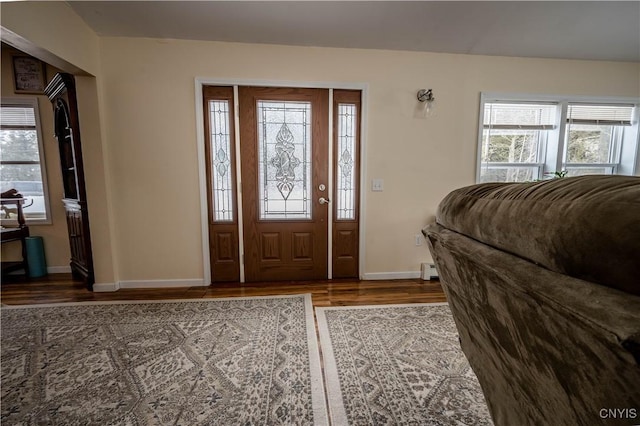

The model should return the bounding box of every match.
[209,100,234,222]
[336,104,357,220]
[257,101,312,220]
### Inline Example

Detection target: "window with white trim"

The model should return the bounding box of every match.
[564,104,633,176]
[0,98,51,223]
[480,102,555,182]
[477,94,639,183]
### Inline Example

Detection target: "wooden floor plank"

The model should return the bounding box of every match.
[1,274,446,307]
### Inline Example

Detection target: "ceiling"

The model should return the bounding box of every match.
[68,1,640,62]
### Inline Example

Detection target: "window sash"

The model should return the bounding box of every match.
[483,124,555,130]
[0,99,50,223]
[564,165,616,176]
[481,162,544,167]
[478,164,542,183]
[564,163,618,168]
[564,123,622,165]
[480,128,546,165]
[478,94,639,184]
[480,102,552,177]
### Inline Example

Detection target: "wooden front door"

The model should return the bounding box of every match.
[239,87,329,281]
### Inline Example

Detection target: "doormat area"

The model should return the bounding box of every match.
[1,294,327,425]
[316,303,493,425]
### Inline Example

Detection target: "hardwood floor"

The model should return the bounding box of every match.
[1,274,446,307]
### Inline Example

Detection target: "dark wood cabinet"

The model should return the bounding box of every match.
[45,73,95,288]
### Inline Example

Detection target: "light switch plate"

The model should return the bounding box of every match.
[372,179,384,191]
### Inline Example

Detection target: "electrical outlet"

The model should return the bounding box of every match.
[415,234,423,246]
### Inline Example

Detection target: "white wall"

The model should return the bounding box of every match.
[0,46,71,270]
[99,37,640,280]
[1,1,100,76]
[1,2,116,284]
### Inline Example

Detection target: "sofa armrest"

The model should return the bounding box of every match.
[425,223,640,426]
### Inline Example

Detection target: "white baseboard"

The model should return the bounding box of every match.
[47,266,72,274]
[92,282,119,292]
[92,279,207,292]
[118,279,206,289]
[362,271,421,280]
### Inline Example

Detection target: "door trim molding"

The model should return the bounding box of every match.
[195,78,368,283]
[327,89,334,279]
[232,86,245,282]
[358,87,369,280]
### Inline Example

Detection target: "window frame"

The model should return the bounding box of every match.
[477,93,640,183]
[0,97,52,224]
[563,105,630,176]
[479,101,555,182]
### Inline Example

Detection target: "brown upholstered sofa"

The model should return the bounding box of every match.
[424,175,640,426]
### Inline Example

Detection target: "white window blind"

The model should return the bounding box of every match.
[483,102,557,130]
[567,104,634,126]
[1,106,36,127]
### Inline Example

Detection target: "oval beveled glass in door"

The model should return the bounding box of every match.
[257,100,312,220]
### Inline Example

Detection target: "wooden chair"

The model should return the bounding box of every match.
[1,190,30,278]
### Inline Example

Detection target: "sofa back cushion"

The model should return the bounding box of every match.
[436,175,640,295]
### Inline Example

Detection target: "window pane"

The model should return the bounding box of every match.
[257,101,312,220]
[0,164,46,219]
[481,130,540,163]
[0,129,40,161]
[565,167,613,177]
[0,102,47,222]
[479,166,538,183]
[478,95,639,185]
[336,104,356,220]
[209,100,234,222]
[566,124,615,163]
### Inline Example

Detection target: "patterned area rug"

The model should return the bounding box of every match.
[1,294,327,425]
[316,303,493,425]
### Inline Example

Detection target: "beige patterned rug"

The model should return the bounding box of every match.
[316,303,493,426]
[1,294,327,425]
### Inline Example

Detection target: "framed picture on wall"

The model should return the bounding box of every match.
[12,56,47,94]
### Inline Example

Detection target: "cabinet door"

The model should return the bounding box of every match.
[64,199,92,282]
[46,73,95,288]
